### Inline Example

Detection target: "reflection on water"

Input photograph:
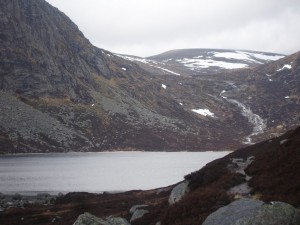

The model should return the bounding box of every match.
[0,151,230,194]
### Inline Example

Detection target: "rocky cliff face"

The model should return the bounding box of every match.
[0,0,299,153]
[0,0,235,153]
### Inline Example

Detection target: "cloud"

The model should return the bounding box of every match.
[46,0,300,56]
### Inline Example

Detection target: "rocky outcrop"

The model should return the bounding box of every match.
[0,193,56,210]
[227,156,254,197]
[73,213,130,225]
[168,181,190,205]
[202,199,300,225]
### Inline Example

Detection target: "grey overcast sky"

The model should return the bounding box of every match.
[46,0,300,57]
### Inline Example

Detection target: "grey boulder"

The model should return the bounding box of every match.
[73,212,109,225]
[202,198,300,225]
[106,216,130,225]
[73,212,130,225]
[130,209,149,222]
[129,204,148,214]
[168,180,190,205]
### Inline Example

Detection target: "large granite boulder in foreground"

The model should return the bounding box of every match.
[202,198,300,225]
[73,213,109,225]
[73,212,130,225]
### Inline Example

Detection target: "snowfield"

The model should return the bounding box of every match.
[174,50,284,72]
[116,50,285,75]
[176,58,248,70]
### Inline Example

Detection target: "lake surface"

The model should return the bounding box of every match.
[0,151,230,195]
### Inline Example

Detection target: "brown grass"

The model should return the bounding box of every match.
[246,126,300,206]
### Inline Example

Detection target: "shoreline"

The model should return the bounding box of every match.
[0,150,233,157]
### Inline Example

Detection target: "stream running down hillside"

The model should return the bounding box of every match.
[219,89,266,144]
[227,99,266,144]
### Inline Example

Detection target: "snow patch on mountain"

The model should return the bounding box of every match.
[117,54,180,75]
[192,109,215,117]
[266,74,273,82]
[237,51,284,61]
[175,50,285,72]
[150,65,180,76]
[176,58,248,70]
[277,64,292,71]
[148,49,285,75]
[214,52,259,63]
[162,84,167,89]
[220,90,227,99]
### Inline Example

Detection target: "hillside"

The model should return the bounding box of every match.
[1,126,299,225]
[0,0,299,153]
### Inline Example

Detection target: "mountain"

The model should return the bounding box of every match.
[0,0,199,153]
[118,49,285,76]
[0,0,299,153]
[0,0,242,153]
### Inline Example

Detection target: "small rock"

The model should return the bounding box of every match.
[37,193,51,200]
[156,187,170,195]
[168,181,190,205]
[280,139,288,145]
[130,209,149,222]
[129,204,148,214]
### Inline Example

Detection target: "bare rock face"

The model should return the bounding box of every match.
[202,199,300,225]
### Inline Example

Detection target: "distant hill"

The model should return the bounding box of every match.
[118,49,285,76]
